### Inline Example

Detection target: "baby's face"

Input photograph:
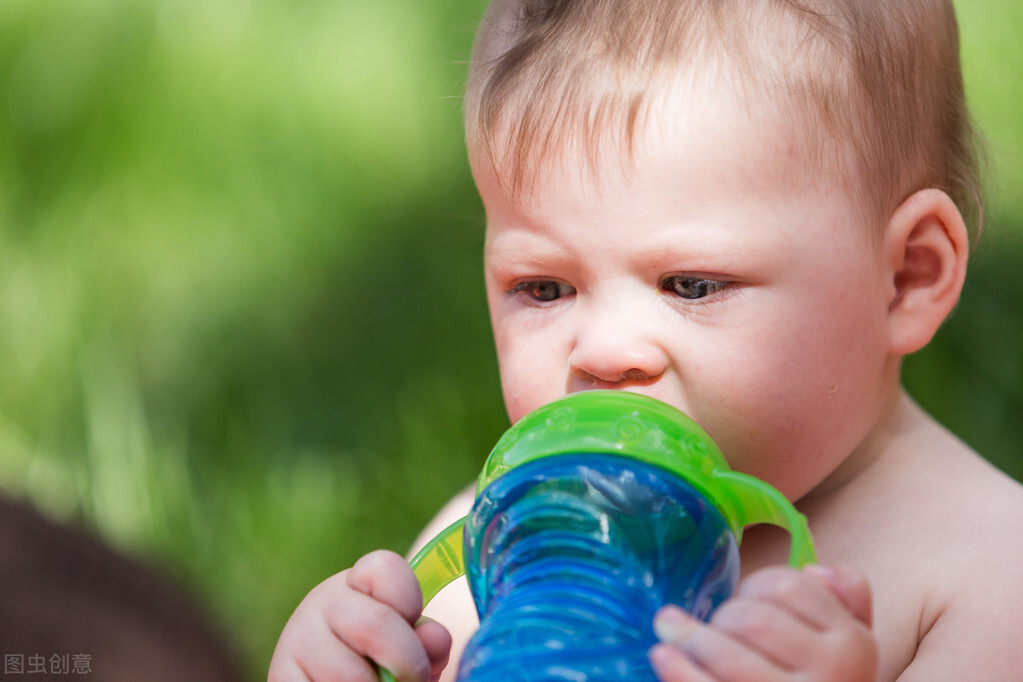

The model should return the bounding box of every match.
[477,86,898,502]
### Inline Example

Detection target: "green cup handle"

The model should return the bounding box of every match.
[713,470,817,567]
[409,516,468,603]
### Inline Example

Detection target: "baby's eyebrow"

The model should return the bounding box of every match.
[484,232,574,265]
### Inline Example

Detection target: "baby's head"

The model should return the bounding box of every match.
[467,0,978,499]
[465,0,981,238]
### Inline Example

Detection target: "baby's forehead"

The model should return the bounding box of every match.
[471,70,854,212]
[467,4,862,203]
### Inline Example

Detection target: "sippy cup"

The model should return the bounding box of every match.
[387,391,816,681]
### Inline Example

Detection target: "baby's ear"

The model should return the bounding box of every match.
[884,188,969,355]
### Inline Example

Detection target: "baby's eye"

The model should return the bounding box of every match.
[660,275,729,300]
[510,280,575,302]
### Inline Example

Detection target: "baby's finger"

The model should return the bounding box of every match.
[280,623,383,682]
[348,550,424,625]
[653,606,788,682]
[648,642,716,682]
[706,595,816,670]
[270,593,385,682]
[736,566,843,630]
[327,589,431,682]
[804,564,873,627]
[721,567,876,679]
[414,617,452,681]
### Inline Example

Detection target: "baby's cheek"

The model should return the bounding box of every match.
[498,363,561,425]
[688,370,837,496]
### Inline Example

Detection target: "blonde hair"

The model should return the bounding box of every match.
[465,0,983,237]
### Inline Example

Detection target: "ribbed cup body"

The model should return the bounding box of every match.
[458,454,739,682]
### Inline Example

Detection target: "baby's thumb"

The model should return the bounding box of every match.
[805,564,873,627]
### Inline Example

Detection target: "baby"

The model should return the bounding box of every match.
[270,1,1023,680]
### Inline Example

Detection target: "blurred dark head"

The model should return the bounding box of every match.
[0,495,242,682]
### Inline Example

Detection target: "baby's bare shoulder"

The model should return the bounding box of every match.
[903,420,1023,570]
[898,455,1023,680]
[805,395,1023,679]
[877,405,1023,679]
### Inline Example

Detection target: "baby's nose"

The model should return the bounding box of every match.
[568,300,669,385]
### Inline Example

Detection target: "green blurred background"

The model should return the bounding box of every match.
[0,0,1020,678]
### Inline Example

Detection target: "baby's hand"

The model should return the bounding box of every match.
[649,565,877,682]
[268,550,452,682]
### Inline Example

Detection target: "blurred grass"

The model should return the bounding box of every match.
[0,0,1020,679]
[0,0,505,676]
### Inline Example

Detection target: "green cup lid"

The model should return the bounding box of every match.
[476,391,816,565]
[410,390,816,611]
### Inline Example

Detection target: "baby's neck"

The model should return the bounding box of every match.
[740,385,918,576]
[800,381,908,504]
